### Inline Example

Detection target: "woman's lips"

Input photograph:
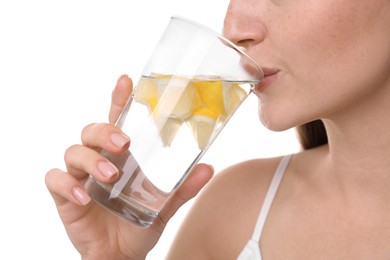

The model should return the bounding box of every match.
[255,67,280,92]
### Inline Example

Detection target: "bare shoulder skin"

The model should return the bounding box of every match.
[167,144,390,259]
[261,146,390,259]
[166,154,284,259]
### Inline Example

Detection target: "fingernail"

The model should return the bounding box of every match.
[98,161,118,179]
[73,187,91,205]
[110,133,130,148]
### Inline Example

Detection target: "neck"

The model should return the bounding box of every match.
[321,84,390,198]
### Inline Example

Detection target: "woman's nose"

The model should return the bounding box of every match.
[223,0,266,50]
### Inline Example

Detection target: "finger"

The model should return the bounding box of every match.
[109,75,133,124]
[45,168,91,207]
[64,144,119,182]
[81,123,130,154]
[155,163,214,228]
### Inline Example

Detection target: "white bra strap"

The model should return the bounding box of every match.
[250,154,292,242]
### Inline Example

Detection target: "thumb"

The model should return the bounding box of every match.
[156,163,214,226]
[109,75,133,124]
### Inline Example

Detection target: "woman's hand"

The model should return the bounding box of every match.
[45,75,214,259]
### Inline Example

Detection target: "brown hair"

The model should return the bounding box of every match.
[296,120,328,150]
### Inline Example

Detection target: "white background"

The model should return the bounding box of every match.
[0,1,300,259]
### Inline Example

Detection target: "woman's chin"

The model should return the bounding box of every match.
[258,113,300,132]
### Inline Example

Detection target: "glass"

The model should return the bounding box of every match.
[85,16,263,227]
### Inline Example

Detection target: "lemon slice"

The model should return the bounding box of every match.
[186,107,219,150]
[153,116,183,147]
[155,75,201,119]
[223,82,247,117]
[133,76,158,105]
[194,80,226,117]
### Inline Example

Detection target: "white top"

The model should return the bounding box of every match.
[237,154,292,260]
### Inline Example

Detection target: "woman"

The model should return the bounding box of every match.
[45,0,390,259]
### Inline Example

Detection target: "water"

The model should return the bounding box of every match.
[86,150,168,227]
[85,75,256,227]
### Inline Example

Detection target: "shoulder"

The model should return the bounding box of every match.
[200,156,285,216]
[167,155,291,259]
[211,156,285,191]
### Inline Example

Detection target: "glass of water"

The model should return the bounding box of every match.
[85,16,263,227]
